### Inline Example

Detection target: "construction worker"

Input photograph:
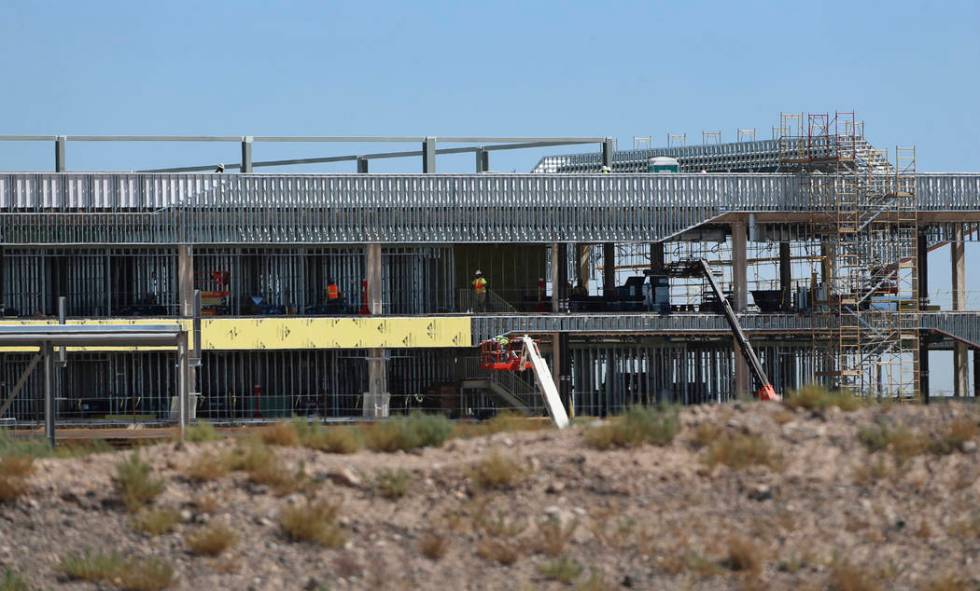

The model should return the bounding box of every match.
[325,277,341,313]
[601,165,611,174]
[472,270,488,312]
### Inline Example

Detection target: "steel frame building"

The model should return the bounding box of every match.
[2,116,979,428]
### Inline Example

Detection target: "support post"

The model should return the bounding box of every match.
[57,296,67,367]
[974,349,980,398]
[364,243,389,418]
[422,137,436,173]
[919,232,930,403]
[602,243,616,298]
[177,332,189,439]
[475,149,489,173]
[779,242,792,310]
[241,136,253,173]
[178,245,194,317]
[551,243,561,313]
[952,227,967,397]
[43,342,55,447]
[601,138,614,169]
[356,157,369,173]
[650,242,665,274]
[54,136,66,172]
[731,222,747,313]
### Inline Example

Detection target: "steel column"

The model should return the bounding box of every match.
[601,138,614,169]
[364,243,388,417]
[650,242,665,274]
[779,242,791,310]
[43,342,55,446]
[357,157,369,173]
[952,227,967,397]
[422,137,436,173]
[602,243,616,297]
[476,149,489,173]
[241,136,253,173]
[54,136,66,172]
[575,244,590,290]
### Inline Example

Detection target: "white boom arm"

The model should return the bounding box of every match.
[519,335,570,429]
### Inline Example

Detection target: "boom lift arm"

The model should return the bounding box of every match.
[478,336,570,429]
[695,259,780,401]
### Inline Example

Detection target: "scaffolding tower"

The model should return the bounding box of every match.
[780,112,919,398]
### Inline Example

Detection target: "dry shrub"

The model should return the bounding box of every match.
[938,417,978,452]
[827,558,881,591]
[690,422,722,450]
[363,412,453,453]
[0,476,28,503]
[584,405,679,450]
[722,536,762,576]
[468,451,526,490]
[279,499,346,547]
[373,468,411,500]
[259,422,300,447]
[185,523,237,557]
[852,456,892,486]
[131,508,181,536]
[59,551,174,590]
[227,440,275,473]
[858,423,929,464]
[184,421,222,443]
[452,413,549,439]
[476,539,519,565]
[114,452,165,512]
[0,456,34,479]
[784,385,862,412]
[575,570,613,591]
[248,460,309,496]
[704,433,781,471]
[539,556,583,584]
[300,424,362,454]
[531,518,578,557]
[184,452,230,482]
[418,531,449,561]
[194,494,220,514]
[922,573,969,591]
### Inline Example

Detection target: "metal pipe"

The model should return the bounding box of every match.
[43,342,55,446]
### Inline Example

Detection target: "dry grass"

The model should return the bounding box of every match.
[827,558,881,591]
[784,385,862,412]
[575,570,613,591]
[852,455,892,486]
[226,440,275,473]
[937,417,978,452]
[0,476,28,504]
[476,539,520,565]
[0,569,28,591]
[58,550,174,590]
[113,452,165,512]
[259,422,300,447]
[689,422,723,450]
[248,460,309,496]
[722,536,762,576]
[183,451,230,482]
[704,433,782,471]
[299,424,362,454]
[185,523,238,557]
[131,508,181,536]
[530,518,578,557]
[468,451,527,491]
[0,456,34,504]
[418,531,449,561]
[363,412,453,453]
[452,412,549,439]
[858,423,929,464]
[539,556,584,584]
[184,421,222,443]
[921,573,970,591]
[584,405,679,450]
[373,468,412,500]
[278,499,346,548]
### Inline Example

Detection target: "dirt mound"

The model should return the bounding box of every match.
[1,401,978,590]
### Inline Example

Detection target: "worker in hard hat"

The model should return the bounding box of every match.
[472,270,488,312]
[325,277,342,313]
[601,165,611,174]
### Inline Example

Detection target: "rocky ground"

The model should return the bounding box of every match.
[1,400,978,591]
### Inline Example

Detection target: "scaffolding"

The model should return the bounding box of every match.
[780,112,919,397]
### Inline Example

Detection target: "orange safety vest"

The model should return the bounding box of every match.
[472,277,488,294]
[326,284,340,300]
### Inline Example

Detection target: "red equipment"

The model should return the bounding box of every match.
[480,339,531,372]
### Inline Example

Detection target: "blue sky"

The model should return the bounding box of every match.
[1,0,978,392]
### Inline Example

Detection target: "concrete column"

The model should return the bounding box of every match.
[952,227,967,397]
[575,244,590,291]
[779,242,792,310]
[364,243,388,417]
[602,243,616,297]
[54,136,66,172]
[731,222,747,313]
[241,136,253,173]
[357,157,369,173]
[178,245,194,316]
[475,149,489,173]
[422,137,436,173]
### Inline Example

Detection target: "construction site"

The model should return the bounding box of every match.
[1,112,979,434]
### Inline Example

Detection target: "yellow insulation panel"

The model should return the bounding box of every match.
[0,317,471,351]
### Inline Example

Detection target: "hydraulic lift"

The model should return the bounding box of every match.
[479,336,571,428]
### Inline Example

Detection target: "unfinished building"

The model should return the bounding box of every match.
[1,113,979,428]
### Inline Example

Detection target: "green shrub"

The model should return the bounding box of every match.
[468,451,526,491]
[373,468,412,500]
[704,433,782,471]
[131,508,181,536]
[364,412,452,453]
[297,423,362,454]
[279,499,346,548]
[58,549,125,582]
[784,385,862,412]
[184,422,222,443]
[114,452,165,512]
[0,569,29,591]
[584,405,679,450]
[539,556,584,584]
